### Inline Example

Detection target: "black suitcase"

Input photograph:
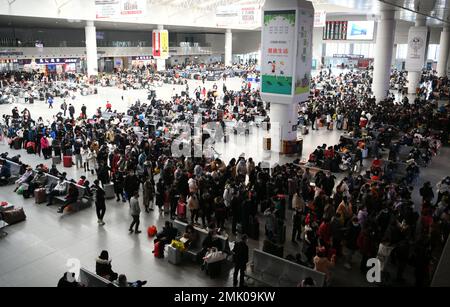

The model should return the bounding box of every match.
[14,138,22,150]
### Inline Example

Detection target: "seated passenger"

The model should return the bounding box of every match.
[115,274,147,288]
[14,166,33,191]
[26,170,48,197]
[95,250,118,281]
[181,224,198,248]
[0,160,11,186]
[57,182,79,213]
[46,177,67,207]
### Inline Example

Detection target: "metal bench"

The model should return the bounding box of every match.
[246,249,326,287]
[79,267,118,287]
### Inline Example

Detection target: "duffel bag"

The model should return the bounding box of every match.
[2,207,26,225]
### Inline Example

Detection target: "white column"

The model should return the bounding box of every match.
[407,15,428,94]
[372,4,396,102]
[225,29,233,67]
[85,21,98,77]
[156,25,166,71]
[269,103,298,153]
[437,25,450,77]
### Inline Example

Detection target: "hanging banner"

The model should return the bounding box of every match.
[314,11,326,27]
[405,26,428,71]
[95,0,146,19]
[216,4,261,28]
[152,30,169,59]
[294,6,314,102]
[261,10,296,96]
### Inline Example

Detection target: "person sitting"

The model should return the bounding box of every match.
[95,250,118,281]
[26,170,48,198]
[46,177,67,207]
[57,272,83,288]
[0,160,11,186]
[77,176,87,186]
[115,274,147,287]
[57,182,79,213]
[14,166,33,191]
[181,224,198,248]
[49,165,61,177]
[155,221,178,246]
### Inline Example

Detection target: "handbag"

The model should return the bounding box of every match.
[171,240,186,252]
[203,247,226,264]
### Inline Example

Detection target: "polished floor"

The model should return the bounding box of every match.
[0,76,449,287]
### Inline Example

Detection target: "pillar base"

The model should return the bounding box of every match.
[264,138,303,155]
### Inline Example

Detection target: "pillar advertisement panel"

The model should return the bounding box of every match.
[152,30,169,59]
[294,7,314,103]
[405,26,428,71]
[261,10,296,96]
[261,4,313,104]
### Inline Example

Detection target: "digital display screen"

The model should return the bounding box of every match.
[346,21,375,40]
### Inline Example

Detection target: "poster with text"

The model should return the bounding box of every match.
[261,10,296,95]
[405,26,428,71]
[294,7,314,102]
[96,0,146,19]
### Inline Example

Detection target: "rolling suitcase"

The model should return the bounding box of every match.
[167,245,182,265]
[301,125,309,135]
[153,241,164,259]
[13,138,22,150]
[63,156,72,168]
[176,202,187,221]
[34,188,47,204]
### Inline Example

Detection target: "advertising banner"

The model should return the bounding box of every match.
[216,4,261,28]
[294,6,314,102]
[405,26,428,71]
[314,11,326,27]
[152,30,169,59]
[261,10,296,96]
[96,0,146,19]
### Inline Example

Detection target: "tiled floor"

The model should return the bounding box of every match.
[0,76,448,287]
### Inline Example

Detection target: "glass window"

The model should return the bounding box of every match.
[427,44,439,61]
[396,44,408,59]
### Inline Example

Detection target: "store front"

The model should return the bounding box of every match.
[34,58,82,74]
[324,54,373,69]
[0,59,20,72]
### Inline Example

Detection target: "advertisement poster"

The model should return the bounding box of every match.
[261,10,296,95]
[314,11,326,27]
[153,30,169,59]
[405,26,428,71]
[96,0,146,19]
[294,7,314,102]
[216,4,261,28]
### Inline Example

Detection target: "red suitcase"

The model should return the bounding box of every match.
[176,202,187,221]
[34,188,47,204]
[153,241,164,258]
[63,156,72,168]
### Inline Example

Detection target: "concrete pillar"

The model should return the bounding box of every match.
[407,15,429,94]
[372,4,396,102]
[437,25,450,77]
[156,25,166,71]
[225,29,232,67]
[85,21,98,77]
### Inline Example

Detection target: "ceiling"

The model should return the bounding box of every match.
[0,0,449,31]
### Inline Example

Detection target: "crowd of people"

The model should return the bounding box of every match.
[0,65,449,287]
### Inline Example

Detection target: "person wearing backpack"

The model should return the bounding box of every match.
[232,235,249,287]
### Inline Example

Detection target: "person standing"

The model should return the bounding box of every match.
[310,110,317,130]
[68,104,75,119]
[47,96,54,109]
[61,99,68,117]
[81,104,87,119]
[93,180,106,226]
[232,234,249,287]
[143,177,155,213]
[129,191,142,234]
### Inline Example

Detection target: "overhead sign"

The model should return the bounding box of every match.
[405,26,428,71]
[95,0,146,19]
[314,11,326,27]
[152,30,169,59]
[132,56,153,61]
[346,21,375,40]
[216,4,262,28]
[36,58,79,65]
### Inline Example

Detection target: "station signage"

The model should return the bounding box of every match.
[36,58,80,65]
[132,56,153,61]
[152,30,169,59]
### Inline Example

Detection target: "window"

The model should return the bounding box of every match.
[325,43,350,56]
[427,44,440,61]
